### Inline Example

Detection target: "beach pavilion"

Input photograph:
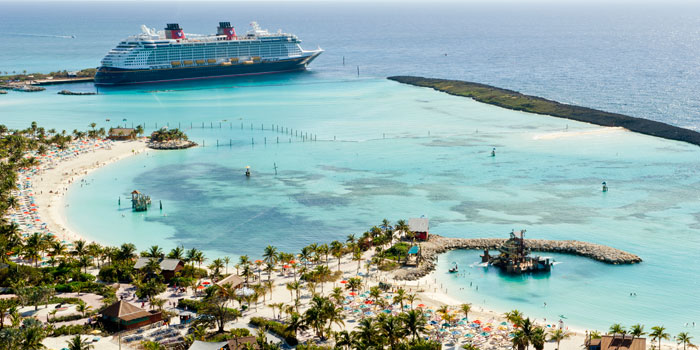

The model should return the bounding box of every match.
[100,300,162,331]
[216,273,244,288]
[108,128,136,140]
[408,218,430,241]
[133,257,184,282]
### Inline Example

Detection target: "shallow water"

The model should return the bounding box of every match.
[3,75,700,335]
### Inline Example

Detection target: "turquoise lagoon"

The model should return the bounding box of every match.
[2,74,700,334]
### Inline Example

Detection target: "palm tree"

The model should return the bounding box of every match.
[630,324,646,339]
[223,256,231,274]
[609,323,625,346]
[352,249,363,274]
[379,315,405,350]
[406,293,417,309]
[512,329,529,350]
[676,332,695,350]
[505,309,524,326]
[334,330,353,350]
[167,245,185,260]
[263,245,278,267]
[402,309,426,341]
[460,303,472,321]
[650,326,670,350]
[530,327,546,350]
[285,312,306,337]
[65,335,93,350]
[548,328,571,350]
[143,245,164,258]
[76,300,91,318]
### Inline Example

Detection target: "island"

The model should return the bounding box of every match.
[388,76,700,147]
[147,128,198,149]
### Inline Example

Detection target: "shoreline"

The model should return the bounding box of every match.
[388,76,700,147]
[31,139,147,243]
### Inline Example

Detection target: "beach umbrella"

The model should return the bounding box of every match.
[202,281,211,285]
[500,322,508,325]
[430,321,438,325]
[483,327,492,332]
[442,323,451,328]
[196,285,205,290]
[383,309,391,314]
[452,331,461,335]
[283,264,290,269]
[349,292,357,296]
[364,300,373,304]
[418,304,426,308]
[473,320,481,325]
[340,280,347,284]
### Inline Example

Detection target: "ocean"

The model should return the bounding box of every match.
[2,0,700,337]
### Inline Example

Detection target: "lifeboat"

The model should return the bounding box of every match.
[171,61,181,66]
[207,59,216,63]
[252,56,262,62]
[230,58,239,63]
[183,60,193,65]
[242,60,254,65]
[195,59,205,64]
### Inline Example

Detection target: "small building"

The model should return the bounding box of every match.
[216,274,244,289]
[100,300,162,331]
[108,127,136,140]
[586,335,646,350]
[408,218,429,241]
[134,257,184,282]
[406,245,420,266]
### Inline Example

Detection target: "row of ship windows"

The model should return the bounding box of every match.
[122,46,301,63]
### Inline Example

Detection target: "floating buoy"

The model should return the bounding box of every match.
[602,181,608,192]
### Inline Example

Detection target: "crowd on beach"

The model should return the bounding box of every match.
[5,137,114,258]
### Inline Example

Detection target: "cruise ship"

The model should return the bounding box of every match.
[94,22,322,85]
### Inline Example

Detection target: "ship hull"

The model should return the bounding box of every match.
[95,55,318,85]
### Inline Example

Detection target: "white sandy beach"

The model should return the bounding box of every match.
[31,139,147,242]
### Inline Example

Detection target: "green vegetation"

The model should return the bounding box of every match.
[0,68,96,83]
[389,76,700,147]
[149,128,188,142]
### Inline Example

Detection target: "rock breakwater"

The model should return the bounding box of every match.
[58,90,96,95]
[147,140,197,150]
[392,235,641,281]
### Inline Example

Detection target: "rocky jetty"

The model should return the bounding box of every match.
[392,235,642,281]
[8,85,45,92]
[58,90,97,95]
[147,140,197,150]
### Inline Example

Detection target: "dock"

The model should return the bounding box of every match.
[392,234,642,281]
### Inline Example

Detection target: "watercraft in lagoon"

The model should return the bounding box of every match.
[95,22,322,85]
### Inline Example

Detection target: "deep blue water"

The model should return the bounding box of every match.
[2,1,700,130]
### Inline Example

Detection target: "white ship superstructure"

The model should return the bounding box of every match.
[95,22,322,85]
